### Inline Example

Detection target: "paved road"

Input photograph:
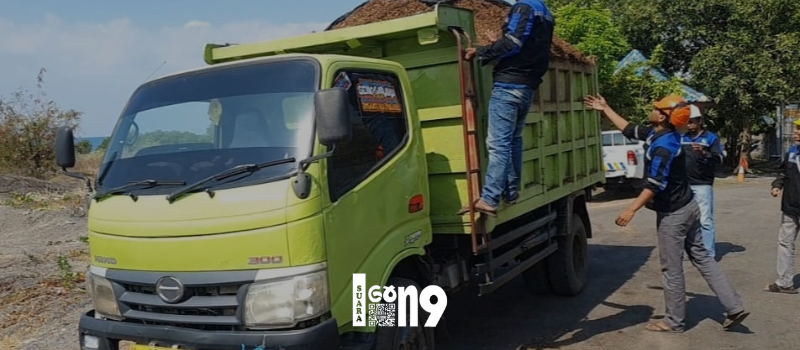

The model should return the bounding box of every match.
[438,178,799,350]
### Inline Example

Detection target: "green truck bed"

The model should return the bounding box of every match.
[204,4,604,236]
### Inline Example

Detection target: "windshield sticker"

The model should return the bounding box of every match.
[333,72,352,90]
[356,78,402,114]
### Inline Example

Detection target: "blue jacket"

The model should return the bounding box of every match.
[476,0,554,89]
[623,124,694,213]
[773,144,800,216]
[681,129,725,185]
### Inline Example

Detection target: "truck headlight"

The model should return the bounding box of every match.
[243,269,329,329]
[87,272,122,320]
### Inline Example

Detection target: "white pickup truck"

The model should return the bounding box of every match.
[602,130,645,191]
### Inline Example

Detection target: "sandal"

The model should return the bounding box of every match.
[763,283,798,294]
[645,320,683,333]
[455,199,498,217]
[722,310,750,330]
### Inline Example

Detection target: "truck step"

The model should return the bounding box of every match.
[476,211,557,254]
[478,242,558,296]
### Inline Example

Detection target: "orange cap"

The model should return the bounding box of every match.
[654,94,691,128]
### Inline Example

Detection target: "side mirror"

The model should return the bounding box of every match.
[54,126,93,192]
[55,126,76,169]
[314,88,353,147]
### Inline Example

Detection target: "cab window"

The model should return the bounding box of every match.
[602,134,613,146]
[325,70,409,201]
[613,133,626,146]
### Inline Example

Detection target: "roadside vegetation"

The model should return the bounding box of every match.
[0,69,103,212]
[550,0,800,168]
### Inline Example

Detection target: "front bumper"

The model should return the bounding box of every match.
[78,311,341,350]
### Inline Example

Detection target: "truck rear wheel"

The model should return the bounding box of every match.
[374,277,436,350]
[545,213,589,296]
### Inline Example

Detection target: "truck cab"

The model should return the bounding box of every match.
[58,54,433,350]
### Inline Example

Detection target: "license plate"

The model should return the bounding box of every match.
[131,345,192,350]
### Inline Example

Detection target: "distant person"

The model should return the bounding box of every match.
[459,0,555,217]
[765,119,800,294]
[681,106,725,260]
[584,93,749,332]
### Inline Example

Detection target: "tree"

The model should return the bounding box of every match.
[552,2,684,126]
[0,68,82,178]
[553,2,630,83]
[75,140,93,154]
[601,49,685,126]
[96,137,110,152]
[605,0,800,166]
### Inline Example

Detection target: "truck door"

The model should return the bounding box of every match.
[320,67,429,325]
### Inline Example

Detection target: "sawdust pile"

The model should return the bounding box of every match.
[327,0,593,66]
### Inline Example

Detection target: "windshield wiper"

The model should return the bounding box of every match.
[165,157,296,203]
[94,179,186,202]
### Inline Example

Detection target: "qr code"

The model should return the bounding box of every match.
[367,302,396,327]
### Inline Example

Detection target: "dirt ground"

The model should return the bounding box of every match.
[440,177,800,350]
[1,175,798,350]
[0,204,91,349]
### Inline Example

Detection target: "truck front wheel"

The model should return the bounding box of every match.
[374,277,436,350]
[546,213,589,296]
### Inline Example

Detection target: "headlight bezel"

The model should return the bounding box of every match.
[87,272,123,320]
[243,269,330,330]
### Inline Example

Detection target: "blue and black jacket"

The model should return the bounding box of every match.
[475,0,554,89]
[772,144,800,217]
[680,129,725,185]
[623,124,694,213]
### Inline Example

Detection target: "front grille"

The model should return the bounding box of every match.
[122,283,241,297]
[127,303,236,317]
[114,281,247,329]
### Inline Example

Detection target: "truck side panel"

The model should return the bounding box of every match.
[377,11,604,235]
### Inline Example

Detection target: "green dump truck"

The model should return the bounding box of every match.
[56,4,604,350]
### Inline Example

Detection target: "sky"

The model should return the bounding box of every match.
[1,0,445,137]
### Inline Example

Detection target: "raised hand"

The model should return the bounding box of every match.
[464,47,476,61]
[584,94,608,112]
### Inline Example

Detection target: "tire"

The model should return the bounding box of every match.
[374,277,436,350]
[545,213,589,296]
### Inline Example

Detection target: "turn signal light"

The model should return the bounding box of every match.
[409,194,424,213]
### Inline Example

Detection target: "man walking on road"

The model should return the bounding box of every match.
[765,119,800,294]
[681,106,725,260]
[458,0,554,217]
[584,93,749,332]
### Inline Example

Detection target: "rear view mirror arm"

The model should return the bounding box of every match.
[292,144,337,200]
[61,168,94,193]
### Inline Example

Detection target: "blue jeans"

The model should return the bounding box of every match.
[690,184,716,258]
[480,84,535,208]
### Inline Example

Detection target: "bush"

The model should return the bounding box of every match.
[75,140,92,155]
[0,68,82,179]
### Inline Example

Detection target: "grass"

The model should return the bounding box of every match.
[72,152,103,178]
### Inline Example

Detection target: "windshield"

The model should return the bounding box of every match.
[97,58,319,193]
